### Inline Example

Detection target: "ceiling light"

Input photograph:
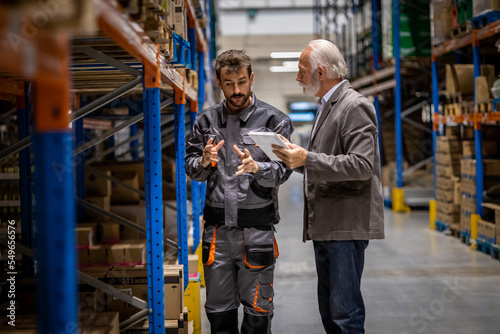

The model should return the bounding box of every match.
[282,61,299,67]
[269,66,299,73]
[270,52,301,59]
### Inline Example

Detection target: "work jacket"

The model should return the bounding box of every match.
[185,94,293,227]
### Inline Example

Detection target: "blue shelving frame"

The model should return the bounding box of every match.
[143,76,166,332]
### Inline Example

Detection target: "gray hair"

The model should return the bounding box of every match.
[306,39,348,79]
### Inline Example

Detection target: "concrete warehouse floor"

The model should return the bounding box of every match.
[200,172,500,334]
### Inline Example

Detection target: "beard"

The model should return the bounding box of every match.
[300,73,320,96]
[227,91,251,110]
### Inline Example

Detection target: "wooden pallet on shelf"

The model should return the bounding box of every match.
[451,21,472,38]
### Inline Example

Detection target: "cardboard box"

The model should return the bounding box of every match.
[76,226,96,248]
[436,210,460,225]
[101,222,121,244]
[122,319,187,334]
[89,245,108,265]
[477,220,496,244]
[446,64,496,95]
[78,248,90,266]
[78,285,98,314]
[436,175,458,191]
[435,151,463,166]
[125,242,147,265]
[436,163,461,178]
[80,312,119,334]
[108,243,146,265]
[86,170,112,197]
[436,200,459,214]
[100,264,184,321]
[118,212,143,240]
[436,136,461,153]
[188,254,198,275]
[111,171,140,204]
[86,196,111,220]
[462,140,498,159]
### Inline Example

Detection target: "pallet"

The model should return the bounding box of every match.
[449,225,461,238]
[451,21,472,38]
[460,230,471,245]
[475,238,500,260]
[471,11,500,29]
[435,220,449,232]
[493,98,500,113]
[475,101,493,113]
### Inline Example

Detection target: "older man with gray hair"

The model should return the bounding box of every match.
[273,39,385,334]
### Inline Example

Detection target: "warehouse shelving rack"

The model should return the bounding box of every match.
[0,0,213,332]
[314,0,435,211]
[431,17,500,245]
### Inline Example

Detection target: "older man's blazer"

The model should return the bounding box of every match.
[298,80,385,242]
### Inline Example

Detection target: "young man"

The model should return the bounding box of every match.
[273,39,385,334]
[185,49,293,334]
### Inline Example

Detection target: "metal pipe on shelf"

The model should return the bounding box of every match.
[85,165,146,197]
[85,115,175,164]
[75,197,177,249]
[78,271,148,310]
[75,115,86,222]
[74,46,140,77]
[69,76,143,122]
[119,309,149,332]
[402,117,433,134]
[0,136,32,162]
[75,113,144,155]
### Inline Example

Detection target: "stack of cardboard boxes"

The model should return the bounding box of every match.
[479,203,500,245]
[0,312,120,334]
[435,136,462,228]
[460,140,500,233]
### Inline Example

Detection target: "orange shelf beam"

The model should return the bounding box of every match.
[437,112,500,125]
[476,20,500,41]
[432,20,500,58]
[432,34,472,58]
[185,0,209,52]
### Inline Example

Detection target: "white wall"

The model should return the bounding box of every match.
[216,2,316,113]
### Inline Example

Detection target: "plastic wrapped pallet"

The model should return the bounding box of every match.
[431,0,453,45]
[473,0,500,16]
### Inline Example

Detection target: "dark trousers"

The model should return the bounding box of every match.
[313,240,369,334]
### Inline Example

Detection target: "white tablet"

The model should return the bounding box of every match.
[248,131,290,161]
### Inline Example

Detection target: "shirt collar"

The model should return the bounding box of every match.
[222,92,257,124]
[319,79,347,109]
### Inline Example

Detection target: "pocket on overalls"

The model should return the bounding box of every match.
[253,272,274,313]
[243,227,276,269]
[202,225,217,265]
